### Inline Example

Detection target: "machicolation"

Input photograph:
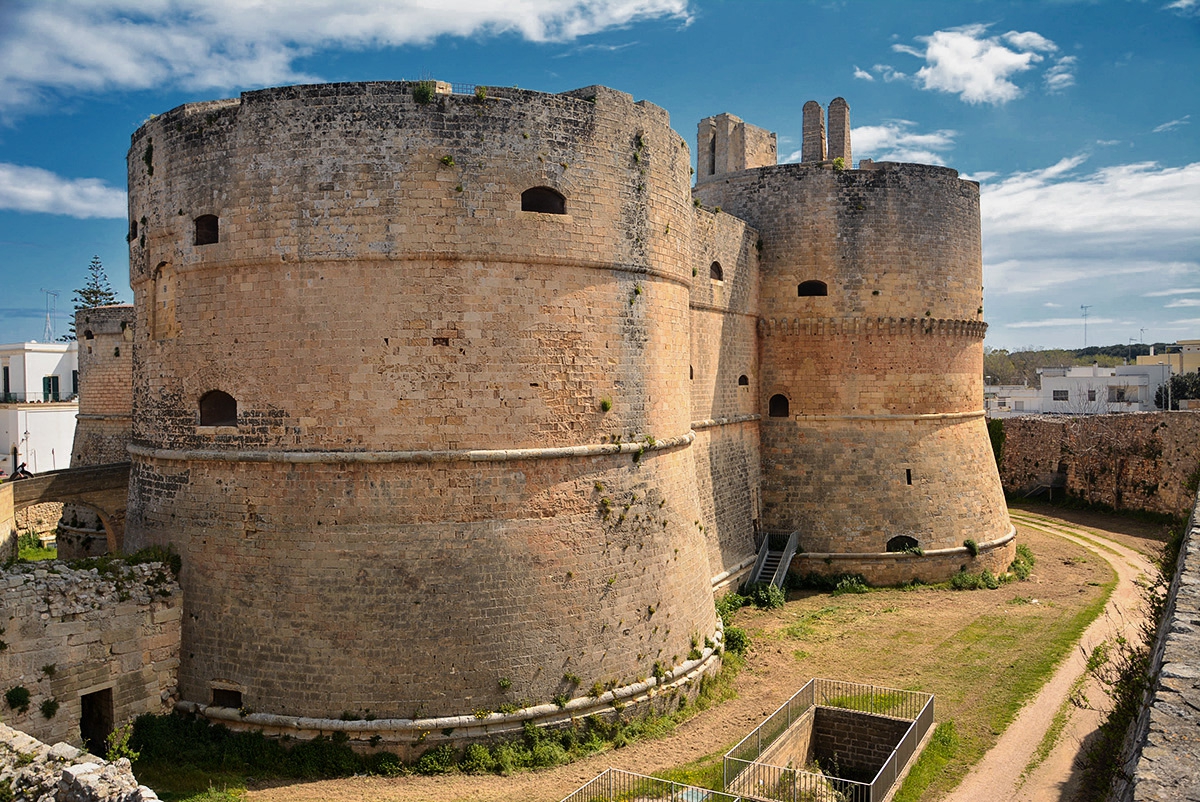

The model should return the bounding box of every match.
[114,80,1012,744]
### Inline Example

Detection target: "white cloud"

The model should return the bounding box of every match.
[960,170,997,182]
[1007,317,1116,329]
[0,163,127,218]
[892,23,1060,104]
[845,120,957,165]
[1043,302,1062,307]
[1096,139,1122,146]
[870,64,907,82]
[853,65,874,81]
[1165,0,1199,16]
[1044,56,1077,92]
[1153,115,1191,133]
[1165,298,1200,308]
[0,0,692,111]
[1144,287,1200,297]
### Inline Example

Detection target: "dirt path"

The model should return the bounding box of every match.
[945,511,1155,802]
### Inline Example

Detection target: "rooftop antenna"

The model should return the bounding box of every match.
[1080,304,1092,348]
[41,289,60,342]
[1140,327,1146,343]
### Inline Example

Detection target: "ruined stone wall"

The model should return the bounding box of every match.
[695,162,1010,568]
[811,707,912,779]
[0,560,179,747]
[1,723,160,802]
[124,82,718,724]
[999,412,1200,516]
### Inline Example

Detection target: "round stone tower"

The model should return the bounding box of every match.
[694,131,1013,584]
[124,82,719,741]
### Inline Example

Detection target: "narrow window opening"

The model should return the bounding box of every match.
[128,220,138,241]
[83,330,94,340]
[80,688,114,756]
[708,132,716,176]
[905,468,913,486]
[710,261,724,281]
[737,374,749,386]
[689,365,694,381]
[211,688,243,708]
[521,187,566,215]
[72,370,79,396]
[194,214,219,246]
[199,390,237,426]
[768,394,790,417]
[432,337,450,346]
[798,280,828,297]
[887,535,919,553]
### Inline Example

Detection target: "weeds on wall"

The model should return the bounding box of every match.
[129,654,742,789]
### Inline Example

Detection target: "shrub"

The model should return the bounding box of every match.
[40,698,59,719]
[4,686,29,714]
[415,744,456,775]
[460,742,495,773]
[832,156,846,171]
[599,398,612,412]
[963,538,980,557]
[744,582,785,609]
[724,626,750,655]
[833,575,869,595]
[412,81,436,104]
[106,722,139,762]
[715,592,745,626]
[1010,543,1036,580]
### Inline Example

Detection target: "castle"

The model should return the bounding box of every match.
[119,81,1012,741]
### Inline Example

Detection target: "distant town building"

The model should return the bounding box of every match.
[0,342,79,473]
[1136,339,1200,375]
[1039,363,1171,414]
[984,384,1042,417]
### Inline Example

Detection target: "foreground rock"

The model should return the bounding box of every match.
[0,723,159,802]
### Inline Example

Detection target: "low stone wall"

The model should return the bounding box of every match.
[1118,487,1200,801]
[0,483,14,562]
[998,412,1200,516]
[16,502,63,536]
[788,528,1016,586]
[0,722,159,801]
[0,560,180,748]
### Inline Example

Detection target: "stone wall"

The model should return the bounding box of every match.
[125,82,723,726]
[0,483,14,562]
[0,560,180,748]
[0,722,160,801]
[811,707,912,781]
[1117,488,1200,801]
[695,159,1010,567]
[998,412,1200,516]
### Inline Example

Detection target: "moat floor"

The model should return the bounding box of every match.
[244,507,1167,802]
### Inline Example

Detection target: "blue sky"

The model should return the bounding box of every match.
[0,0,1196,350]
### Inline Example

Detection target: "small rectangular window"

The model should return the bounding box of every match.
[43,375,60,402]
[1087,389,1096,402]
[905,468,912,486]
[1052,390,1069,402]
[72,370,79,395]
[212,688,243,708]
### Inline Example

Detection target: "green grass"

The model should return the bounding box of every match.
[893,566,1117,800]
[893,722,959,802]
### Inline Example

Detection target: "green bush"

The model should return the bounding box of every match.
[724,626,750,655]
[40,698,59,719]
[963,539,980,557]
[1010,543,1036,580]
[744,582,785,609]
[415,744,457,775]
[412,81,436,104]
[460,743,494,774]
[4,686,29,714]
[833,575,869,595]
[715,592,746,625]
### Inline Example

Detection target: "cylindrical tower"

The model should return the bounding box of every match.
[124,82,718,738]
[695,160,1013,584]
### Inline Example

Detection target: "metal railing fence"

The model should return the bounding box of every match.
[723,679,934,802]
[560,768,753,802]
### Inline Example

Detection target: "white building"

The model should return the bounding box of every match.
[0,342,79,474]
[1039,364,1172,415]
[984,384,1042,417]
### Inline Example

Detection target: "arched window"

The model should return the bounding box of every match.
[521,187,566,215]
[737,374,749,386]
[768,394,790,417]
[83,330,94,340]
[199,390,237,426]
[886,535,919,553]
[798,280,828,297]
[194,214,219,246]
[710,261,724,281]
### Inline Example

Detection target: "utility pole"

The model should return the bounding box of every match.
[1080,305,1092,348]
[40,289,59,342]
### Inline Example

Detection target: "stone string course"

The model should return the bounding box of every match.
[0,722,159,802]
